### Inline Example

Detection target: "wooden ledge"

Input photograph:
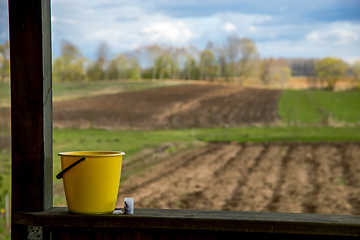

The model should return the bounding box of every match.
[12,207,360,237]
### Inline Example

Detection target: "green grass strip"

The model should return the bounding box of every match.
[195,126,360,142]
[53,126,360,174]
[279,90,360,125]
[278,90,324,125]
[306,90,360,123]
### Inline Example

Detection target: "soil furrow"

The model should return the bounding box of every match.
[146,143,242,209]
[302,144,320,213]
[122,143,240,208]
[177,144,244,210]
[118,143,223,201]
[313,144,352,215]
[273,145,313,213]
[342,143,360,187]
[341,143,360,215]
[116,142,360,215]
[222,144,266,211]
[266,145,293,212]
[55,85,283,130]
[231,144,287,212]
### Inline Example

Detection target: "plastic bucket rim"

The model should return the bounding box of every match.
[58,151,125,157]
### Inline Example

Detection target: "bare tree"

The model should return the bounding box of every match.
[96,41,110,69]
[183,55,198,80]
[238,38,259,85]
[138,44,162,79]
[53,40,87,81]
[106,54,141,80]
[170,47,181,79]
[259,58,273,85]
[275,59,291,89]
[259,58,291,88]
[87,41,110,81]
[61,40,81,61]
[216,46,227,81]
[199,49,217,81]
[223,35,241,82]
[222,35,259,84]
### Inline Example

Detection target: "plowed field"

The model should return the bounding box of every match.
[53,84,281,129]
[118,142,360,215]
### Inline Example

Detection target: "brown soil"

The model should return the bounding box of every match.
[53,84,282,130]
[117,142,360,215]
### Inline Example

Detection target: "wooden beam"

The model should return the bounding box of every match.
[12,208,360,237]
[8,0,52,237]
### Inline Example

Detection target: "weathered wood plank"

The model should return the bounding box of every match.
[8,0,52,238]
[49,228,355,240]
[12,208,360,237]
[9,0,52,215]
[9,0,53,211]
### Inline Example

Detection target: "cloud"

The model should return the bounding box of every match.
[142,22,192,43]
[222,22,236,32]
[31,0,358,63]
[306,27,359,45]
[50,2,277,59]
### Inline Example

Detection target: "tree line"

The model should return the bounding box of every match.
[52,36,263,85]
[0,39,360,90]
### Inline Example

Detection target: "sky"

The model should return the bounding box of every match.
[1,0,360,63]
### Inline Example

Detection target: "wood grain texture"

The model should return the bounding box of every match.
[9,0,52,239]
[9,0,52,213]
[12,208,360,237]
[49,228,354,240]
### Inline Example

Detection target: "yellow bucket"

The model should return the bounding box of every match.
[57,151,125,214]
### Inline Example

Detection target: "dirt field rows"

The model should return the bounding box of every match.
[118,142,360,215]
[53,84,282,129]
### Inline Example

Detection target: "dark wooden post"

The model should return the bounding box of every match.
[8,0,52,238]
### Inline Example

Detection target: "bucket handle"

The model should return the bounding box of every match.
[56,157,86,179]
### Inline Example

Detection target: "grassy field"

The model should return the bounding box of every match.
[307,90,360,123]
[53,127,360,170]
[279,90,360,126]
[195,126,360,142]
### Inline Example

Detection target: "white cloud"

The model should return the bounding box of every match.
[222,22,236,32]
[306,31,320,41]
[215,12,272,31]
[50,3,276,58]
[306,25,359,45]
[46,0,360,62]
[142,22,192,43]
